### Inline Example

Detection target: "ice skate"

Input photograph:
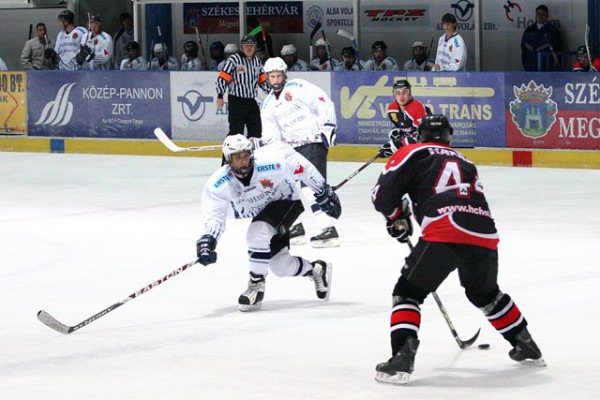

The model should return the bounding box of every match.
[309,226,340,248]
[509,327,546,367]
[238,272,265,312]
[289,223,307,245]
[375,337,419,385]
[308,260,332,300]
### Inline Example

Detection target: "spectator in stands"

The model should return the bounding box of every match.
[310,38,339,71]
[364,41,398,71]
[0,57,7,71]
[572,45,600,72]
[119,41,147,70]
[403,41,434,71]
[21,22,52,70]
[335,47,363,71]
[520,4,561,71]
[433,14,467,71]
[281,44,309,71]
[113,12,134,70]
[208,41,225,70]
[247,16,273,58]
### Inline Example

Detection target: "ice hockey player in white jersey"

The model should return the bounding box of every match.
[54,9,88,70]
[310,38,340,71]
[119,41,147,70]
[149,43,179,70]
[280,44,309,71]
[261,57,340,248]
[196,135,341,311]
[217,43,238,71]
[363,41,398,71]
[77,15,113,70]
[180,40,205,71]
[334,47,363,71]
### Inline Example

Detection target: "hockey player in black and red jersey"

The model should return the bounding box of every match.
[378,80,430,158]
[371,115,545,385]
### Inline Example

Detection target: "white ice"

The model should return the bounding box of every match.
[1,152,598,400]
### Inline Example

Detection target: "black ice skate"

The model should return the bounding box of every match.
[308,260,332,300]
[289,223,306,245]
[375,337,420,385]
[309,226,340,248]
[509,327,546,367]
[238,272,265,312]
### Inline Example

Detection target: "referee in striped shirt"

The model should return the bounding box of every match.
[216,34,269,139]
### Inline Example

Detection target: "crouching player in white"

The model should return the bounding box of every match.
[196,135,341,311]
[261,57,340,248]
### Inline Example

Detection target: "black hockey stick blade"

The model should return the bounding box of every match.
[310,22,322,41]
[457,328,480,349]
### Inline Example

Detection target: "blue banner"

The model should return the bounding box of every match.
[332,72,506,147]
[27,71,171,139]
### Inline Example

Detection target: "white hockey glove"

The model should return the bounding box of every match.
[319,124,337,148]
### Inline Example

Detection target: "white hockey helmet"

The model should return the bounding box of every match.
[153,43,167,55]
[264,57,288,74]
[224,43,238,54]
[314,38,328,47]
[223,134,254,177]
[280,44,297,56]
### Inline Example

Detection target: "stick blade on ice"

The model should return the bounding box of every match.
[37,310,72,334]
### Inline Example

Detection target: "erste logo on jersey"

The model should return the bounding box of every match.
[257,163,281,172]
[214,172,233,188]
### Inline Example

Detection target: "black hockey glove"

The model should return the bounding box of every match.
[314,184,342,219]
[75,49,87,65]
[385,198,413,243]
[44,48,57,60]
[82,45,95,62]
[196,234,217,266]
[378,141,397,158]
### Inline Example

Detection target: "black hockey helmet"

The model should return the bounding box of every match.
[371,41,387,51]
[418,114,453,145]
[183,40,199,57]
[89,15,102,23]
[58,10,75,23]
[241,34,257,46]
[393,80,411,92]
[576,45,590,58]
[125,41,140,52]
[341,47,356,58]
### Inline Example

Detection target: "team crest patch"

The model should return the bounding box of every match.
[285,92,293,101]
[236,65,247,73]
[73,33,78,39]
[260,178,274,189]
[509,80,558,139]
[293,163,304,174]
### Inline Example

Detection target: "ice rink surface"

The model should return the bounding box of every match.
[1,152,598,399]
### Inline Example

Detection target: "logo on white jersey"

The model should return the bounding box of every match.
[35,83,76,126]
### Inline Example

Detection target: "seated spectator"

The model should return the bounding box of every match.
[520,4,561,71]
[572,45,600,72]
[335,47,363,71]
[218,43,238,70]
[363,41,398,71]
[21,22,52,70]
[119,41,147,70]
[281,44,309,71]
[310,38,340,71]
[403,41,434,71]
[149,43,179,70]
[208,41,224,70]
[181,40,205,70]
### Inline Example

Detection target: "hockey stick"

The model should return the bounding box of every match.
[543,33,560,69]
[406,238,480,349]
[37,259,198,334]
[321,29,334,69]
[585,25,598,72]
[154,128,222,152]
[309,22,322,62]
[157,26,169,70]
[28,23,33,40]
[333,152,381,191]
[194,26,209,70]
[336,29,362,70]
